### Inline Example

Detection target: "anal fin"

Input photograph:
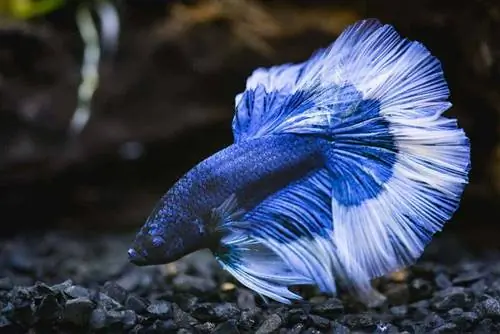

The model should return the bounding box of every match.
[213,170,385,305]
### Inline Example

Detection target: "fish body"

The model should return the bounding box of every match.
[129,19,470,305]
[129,134,324,264]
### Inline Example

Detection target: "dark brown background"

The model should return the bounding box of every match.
[0,0,498,247]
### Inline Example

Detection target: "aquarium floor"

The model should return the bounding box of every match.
[0,232,499,333]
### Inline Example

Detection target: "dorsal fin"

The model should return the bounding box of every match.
[232,19,387,143]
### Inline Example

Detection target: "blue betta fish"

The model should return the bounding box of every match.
[128,19,470,305]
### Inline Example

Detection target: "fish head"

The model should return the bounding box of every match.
[128,199,205,266]
[127,226,184,266]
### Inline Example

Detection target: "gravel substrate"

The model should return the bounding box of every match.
[0,232,499,333]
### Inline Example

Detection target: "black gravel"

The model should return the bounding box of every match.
[0,232,500,333]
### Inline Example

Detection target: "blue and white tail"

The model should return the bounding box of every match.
[217,19,470,305]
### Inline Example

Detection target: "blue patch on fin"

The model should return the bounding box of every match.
[326,95,398,206]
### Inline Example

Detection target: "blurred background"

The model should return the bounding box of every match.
[0,0,498,246]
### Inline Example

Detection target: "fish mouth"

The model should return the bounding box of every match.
[128,248,148,266]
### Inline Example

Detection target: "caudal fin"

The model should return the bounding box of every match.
[222,19,470,304]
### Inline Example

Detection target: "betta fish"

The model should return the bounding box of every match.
[128,19,470,305]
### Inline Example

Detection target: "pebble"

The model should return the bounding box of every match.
[236,289,256,310]
[289,323,306,334]
[213,303,240,321]
[311,298,344,318]
[173,274,217,294]
[35,293,65,322]
[191,303,218,322]
[413,306,431,320]
[452,271,484,285]
[8,289,35,327]
[491,262,500,275]
[473,298,500,319]
[475,318,498,333]
[102,281,128,304]
[0,278,13,291]
[385,282,410,304]
[288,308,308,324]
[341,313,376,330]
[213,319,240,334]
[122,310,138,329]
[256,313,283,334]
[105,309,125,326]
[116,270,142,292]
[471,280,487,296]
[176,294,199,311]
[401,321,424,333]
[195,321,216,333]
[63,297,95,326]
[490,278,500,293]
[390,305,408,318]
[435,273,453,290]
[64,285,90,299]
[191,302,239,322]
[431,287,470,311]
[220,282,236,292]
[125,294,149,314]
[173,303,199,327]
[0,316,13,329]
[308,314,330,330]
[448,308,478,329]
[34,281,55,294]
[375,322,399,333]
[423,312,445,330]
[51,280,73,292]
[331,321,350,333]
[148,319,178,332]
[9,249,35,273]
[239,308,260,330]
[447,307,463,317]
[410,279,433,299]
[461,311,479,324]
[457,261,481,273]
[1,302,15,319]
[429,323,458,333]
[410,299,431,309]
[96,292,122,310]
[146,300,173,319]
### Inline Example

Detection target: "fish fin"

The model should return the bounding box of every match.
[211,194,312,304]
[304,20,470,282]
[232,19,388,142]
[216,230,312,304]
[210,194,245,227]
[215,171,385,305]
[232,61,306,142]
[232,18,470,303]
